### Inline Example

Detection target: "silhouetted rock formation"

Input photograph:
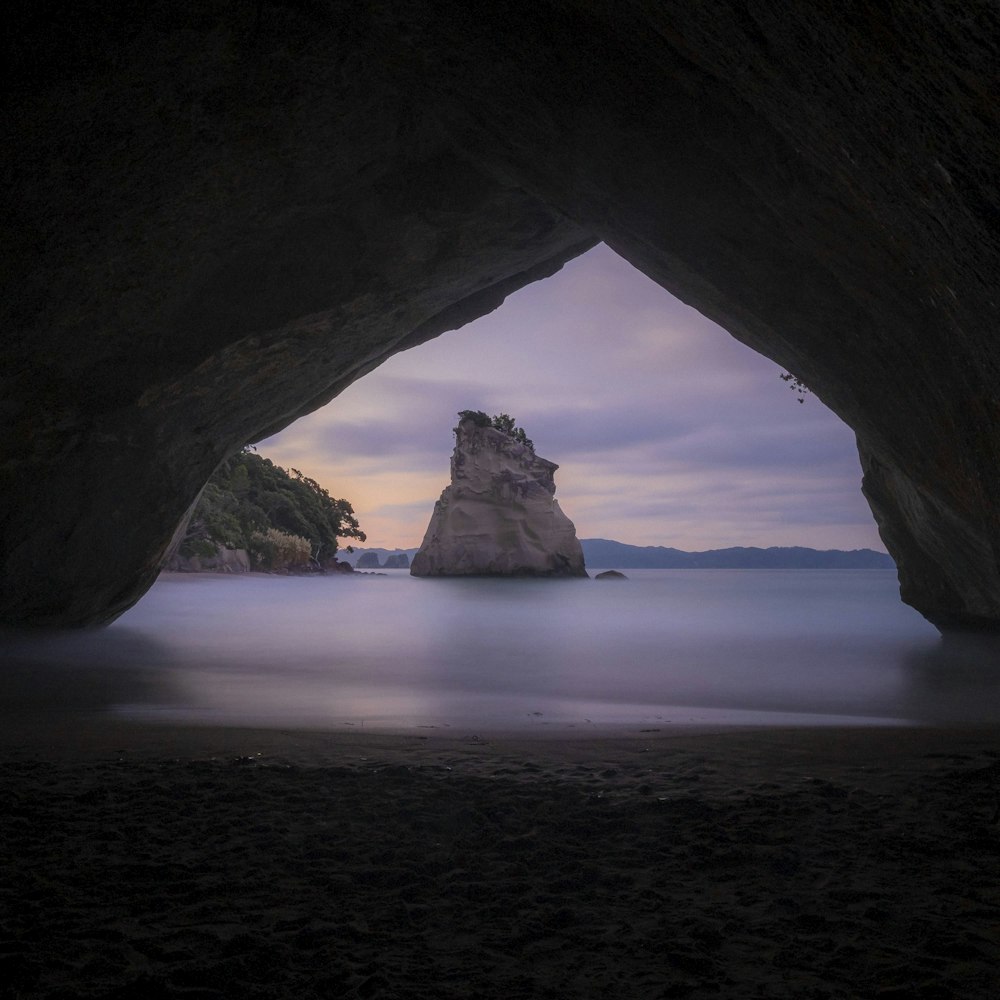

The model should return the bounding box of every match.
[356,552,382,570]
[411,418,586,578]
[4,2,1000,630]
[383,554,410,569]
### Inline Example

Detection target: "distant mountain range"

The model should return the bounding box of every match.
[343,540,895,570]
[580,538,894,569]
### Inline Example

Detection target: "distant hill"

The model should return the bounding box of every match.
[580,539,895,570]
[347,541,894,570]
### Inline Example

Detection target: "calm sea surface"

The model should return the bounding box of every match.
[5,569,1000,731]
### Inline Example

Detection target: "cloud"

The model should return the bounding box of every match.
[260,243,884,552]
[366,498,441,518]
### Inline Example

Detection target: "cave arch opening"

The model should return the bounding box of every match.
[92,240,949,733]
[253,244,884,563]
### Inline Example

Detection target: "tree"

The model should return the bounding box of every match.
[176,450,365,567]
[491,412,516,435]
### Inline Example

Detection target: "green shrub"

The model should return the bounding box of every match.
[457,409,491,428]
[180,538,219,560]
[249,528,312,571]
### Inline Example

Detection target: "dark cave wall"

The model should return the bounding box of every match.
[2,0,593,625]
[375,0,1000,630]
[3,0,999,630]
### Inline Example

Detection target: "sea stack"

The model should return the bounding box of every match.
[411,414,587,578]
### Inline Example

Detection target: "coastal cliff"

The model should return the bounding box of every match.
[411,417,587,578]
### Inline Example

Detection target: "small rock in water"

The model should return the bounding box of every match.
[595,570,628,580]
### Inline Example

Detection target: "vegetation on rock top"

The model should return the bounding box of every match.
[457,410,534,450]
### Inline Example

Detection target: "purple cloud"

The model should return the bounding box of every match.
[261,244,884,551]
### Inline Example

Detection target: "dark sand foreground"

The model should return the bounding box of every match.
[2,718,999,999]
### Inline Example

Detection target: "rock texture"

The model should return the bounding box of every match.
[3,1,1000,630]
[411,419,586,578]
[165,547,250,575]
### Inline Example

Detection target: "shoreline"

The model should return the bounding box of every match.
[4,709,993,757]
[3,716,998,998]
[3,711,997,778]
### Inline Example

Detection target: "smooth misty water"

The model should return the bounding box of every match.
[4,569,1000,731]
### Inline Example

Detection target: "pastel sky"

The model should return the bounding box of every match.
[259,244,886,553]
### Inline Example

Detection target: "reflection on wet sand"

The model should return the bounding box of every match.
[0,627,181,715]
[903,634,1000,724]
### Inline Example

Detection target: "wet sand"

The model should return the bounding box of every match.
[2,716,999,998]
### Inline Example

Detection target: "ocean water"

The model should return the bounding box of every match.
[4,569,1000,731]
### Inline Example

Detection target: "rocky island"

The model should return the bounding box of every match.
[410,412,587,578]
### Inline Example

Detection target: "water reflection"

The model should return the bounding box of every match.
[902,634,1000,724]
[0,627,181,713]
[2,570,998,731]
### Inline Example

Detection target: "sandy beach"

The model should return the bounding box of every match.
[1,716,998,999]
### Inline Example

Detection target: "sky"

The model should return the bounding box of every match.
[259,244,886,553]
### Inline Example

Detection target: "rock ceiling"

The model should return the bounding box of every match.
[3,1,999,631]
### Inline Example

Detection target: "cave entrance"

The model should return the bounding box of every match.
[255,244,883,561]
[102,244,946,733]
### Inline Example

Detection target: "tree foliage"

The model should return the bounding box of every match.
[178,451,365,569]
[457,409,492,428]
[779,371,811,403]
[457,410,534,450]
